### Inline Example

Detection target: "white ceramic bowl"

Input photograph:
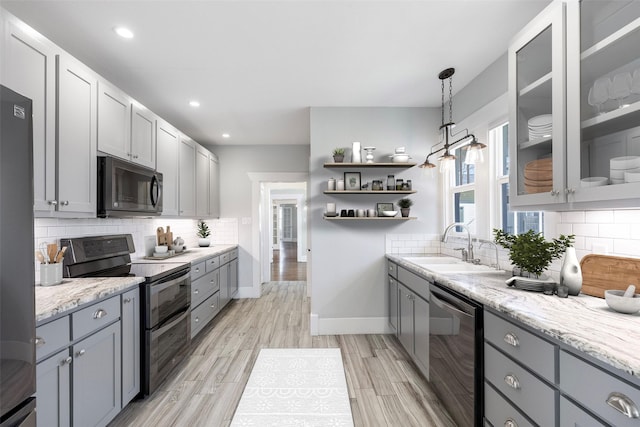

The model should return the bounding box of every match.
[381,210,398,217]
[154,245,168,254]
[580,176,608,187]
[625,171,640,183]
[605,290,640,314]
[610,156,640,170]
[390,154,410,163]
[610,178,625,185]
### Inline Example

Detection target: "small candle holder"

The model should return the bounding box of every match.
[363,146,375,163]
[556,284,569,298]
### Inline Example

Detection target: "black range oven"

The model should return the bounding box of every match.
[61,234,191,397]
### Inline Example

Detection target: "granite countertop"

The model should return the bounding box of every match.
[35,277,144,324]
[387,254,640,380]
[132,244,237,265]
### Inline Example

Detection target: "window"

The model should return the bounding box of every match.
[449,144,476,234]
[492,122,543,234]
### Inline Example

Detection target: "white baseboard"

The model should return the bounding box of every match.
[310,313,393,336]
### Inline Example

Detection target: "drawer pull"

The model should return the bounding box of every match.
[195,317,199,323]
[504,332,520,347]
[93,308,108,319]
[35,336,46,347]
[504,374,520,390]
[123,298,132,303]
[60,356,72,366]
[211,304,216,309]
[76,349,86,357]
[194,289,199,294]
[504,419,518,427]
[606,392,640,419]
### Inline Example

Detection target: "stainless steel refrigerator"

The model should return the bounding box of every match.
[0,85,36,426]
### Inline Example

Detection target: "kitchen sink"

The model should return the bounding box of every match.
[402,256,461,265]
[422,263,499,274]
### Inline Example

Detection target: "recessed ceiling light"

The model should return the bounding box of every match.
[222,133,230,138]
[189,100,200,107]
[114,26,134,39]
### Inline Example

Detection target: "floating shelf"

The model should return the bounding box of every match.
[323,215,416,221]
[519,135,552,151]
[324,162,416,168]
[324,190,416,195]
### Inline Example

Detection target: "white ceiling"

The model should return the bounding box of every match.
[3,0,550,147]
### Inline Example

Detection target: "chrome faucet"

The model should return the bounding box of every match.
[479,240,500,270]
[442,222,477,263]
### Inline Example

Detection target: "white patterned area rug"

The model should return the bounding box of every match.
[230,348,354,426]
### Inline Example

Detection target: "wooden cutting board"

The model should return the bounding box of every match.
[580,254,640,298]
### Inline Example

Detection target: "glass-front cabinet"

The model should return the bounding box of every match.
[509,2,566,208]
[510,0,640,209]
[566,0,640,205]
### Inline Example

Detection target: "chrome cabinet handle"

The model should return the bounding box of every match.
[93,308,107,319]
[194,289,199,294]
[550,190,560,197]
[35,336,46,347]
[123,297,132,303]
[76,349,86,357]
[195,267,200,273]
[60,356,73,366]
[47,200,58,206]
[133,154,139,159]
[211,304,216,309]
[504,418,518,427]
[194,317,199,323]
[503,332,520,347]
[606,392,640,418]
[61,200,69,206]
[565,188,575,195]
[504,374,520,390]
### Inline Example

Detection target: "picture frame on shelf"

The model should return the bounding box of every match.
[377,202,394,215]
[344,172,361,191]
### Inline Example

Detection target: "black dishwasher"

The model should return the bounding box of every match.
[429,282,483,427]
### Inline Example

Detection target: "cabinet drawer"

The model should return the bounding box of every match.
[484,381,535,427]
[229,248,238,260]
[72,296,120,339]
[484,311,556,383]
[560,396,606,427]
[191,260,206,281]
[220,251,231,264]
[191,292,219,338]
[484,343,556,427]
[397,267,429,300]
[191,270,219,308]
[560,350,640,427]
[387,261,398,279]
[36,316,70,362]
[205,256,220,272]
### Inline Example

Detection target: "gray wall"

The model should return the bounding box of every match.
[309,107,440,333]
[209,144,310,289]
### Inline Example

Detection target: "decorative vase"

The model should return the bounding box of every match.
[351,141,362,163]
[333,154,344,163]
[198,238,210,247]
[401,208,410,217]
[560,247,582,296]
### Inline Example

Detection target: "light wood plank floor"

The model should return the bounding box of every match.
[109,282,455,427]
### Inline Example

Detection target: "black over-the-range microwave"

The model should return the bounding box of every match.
[97,156,163,217]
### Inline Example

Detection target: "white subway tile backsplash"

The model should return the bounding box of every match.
[599,223,630,239]
[585,210,613,224]
[584,237,614,253]
[556,223,573,236]
[572,223,599,237]
[561,211,585,224]
[613,239,640,257]
[614,210,640,224]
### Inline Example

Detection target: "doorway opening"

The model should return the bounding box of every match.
[271,198,306,281]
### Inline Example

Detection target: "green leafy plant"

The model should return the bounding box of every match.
[197,220,211,238]
[493,229,574,278]
[397,198,413,209]
[332,147,345,156]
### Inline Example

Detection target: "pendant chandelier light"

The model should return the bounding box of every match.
[419,67,487,171]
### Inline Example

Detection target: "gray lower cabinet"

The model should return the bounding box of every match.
[388,276,398,333]
[36,349,71,427]
[397,277,429,379]
[121,288,140,407]
[72,321,121,427]
[398,283,414,352]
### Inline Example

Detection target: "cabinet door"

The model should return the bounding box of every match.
[388,277,398,333]
[195,144,209,217]
[178,135,196,216]
[229,258,238,298]
[413,293,429,377]
[72,322,121,427]
[131,104,156,169]
[156,120,179,216]
[36,349,71,427]
[398,284,414,354]
[508,2,566,208]
[219,261,230,308]
[97,79,131,161]
[2,18,58,213]
[209,153,220,218]
[56,54,97,215]
[121,288,140,407]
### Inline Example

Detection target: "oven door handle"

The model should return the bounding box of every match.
[154,306,189,336]
[152,272,190,295]
[430,292,474,319]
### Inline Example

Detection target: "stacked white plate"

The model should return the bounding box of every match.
[528,114,552,141]
[610,156,640,184]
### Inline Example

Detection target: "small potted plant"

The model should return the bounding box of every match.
[493,229,574,279]
[197,220,211,247]
[332,148,345,163]
[398,198,413,217]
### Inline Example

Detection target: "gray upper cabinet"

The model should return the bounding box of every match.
[178,135,196,217]
[97,79,131,162]
[156,119,180,216]
[196,143,209,217]
[56,54,97,216]
[131,104,156,169]
[121,288,140,408]
[209,152,220,218]
[1,13,58,214]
